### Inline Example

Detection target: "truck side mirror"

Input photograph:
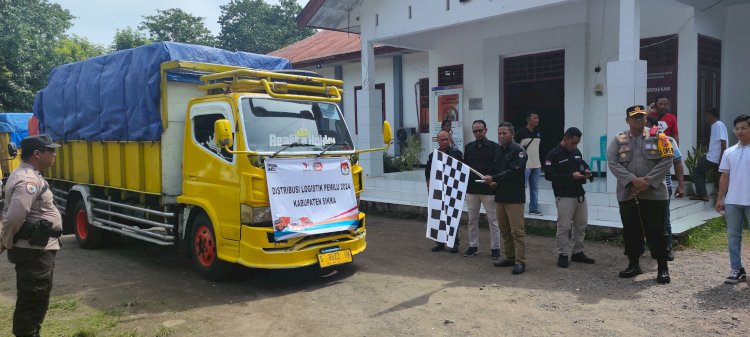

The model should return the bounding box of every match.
[7,143,17,159]
[382,121,393,145]
[214,119,233,149]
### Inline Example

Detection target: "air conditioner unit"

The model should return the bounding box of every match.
[396,127,417,144]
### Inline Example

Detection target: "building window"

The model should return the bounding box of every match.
[353,83,386,135]
[504,51,565,83]
[437,64,463,86]
[418,78,429,133]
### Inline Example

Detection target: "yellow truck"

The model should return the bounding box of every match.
[33,42,390,280]
[0,112,32,180]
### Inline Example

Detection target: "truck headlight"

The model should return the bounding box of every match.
[240,204,272,225]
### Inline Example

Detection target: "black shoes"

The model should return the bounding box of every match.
[656,259,670,284]
[657,268,671,284]
[619,264,643,278]
[464,247,479,257]
[491,249,501,260]
[557,254,569,268]
[449,244,459,254]
[494,259,515,267]
[512,263,525,275]
[571,252,595,264]
[431,243,445,252]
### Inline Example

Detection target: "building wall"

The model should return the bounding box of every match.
[299,0,748,168]
[721,3,750,145]
[358,0,569,43]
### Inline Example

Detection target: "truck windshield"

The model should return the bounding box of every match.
[241,97,354,153]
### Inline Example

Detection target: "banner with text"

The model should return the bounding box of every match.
[265,157,359,241]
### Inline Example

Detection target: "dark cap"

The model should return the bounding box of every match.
[20,134,60,152]
[626,105,647,117]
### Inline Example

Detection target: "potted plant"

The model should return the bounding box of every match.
[684,144,717,196]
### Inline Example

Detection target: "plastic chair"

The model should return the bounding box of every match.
[589,135,607,177]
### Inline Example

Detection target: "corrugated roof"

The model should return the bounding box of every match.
[270,30,361,67]
[270,30,402,68]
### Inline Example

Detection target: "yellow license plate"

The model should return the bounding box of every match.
[318,249,352,268]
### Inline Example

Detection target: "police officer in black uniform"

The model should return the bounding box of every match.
[544,127,596,268]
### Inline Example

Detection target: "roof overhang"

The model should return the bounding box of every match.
[297,0,363,33]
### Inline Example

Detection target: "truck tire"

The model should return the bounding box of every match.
[73,200,103,249]
[190,213,231,281]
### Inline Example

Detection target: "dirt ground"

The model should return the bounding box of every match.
[2,215,750,337]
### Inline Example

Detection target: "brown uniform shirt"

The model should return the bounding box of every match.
[607,129,673,202]
[0,162,63,252]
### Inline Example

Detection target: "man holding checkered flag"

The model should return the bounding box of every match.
[425,131,466,253]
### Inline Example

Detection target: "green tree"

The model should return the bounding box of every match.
[112,27,151,51]
[55,34,110,64]
[139,8,216,46]
[0,0,74,111]
[217,0,315,54]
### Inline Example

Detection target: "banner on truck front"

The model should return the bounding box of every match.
[265,157,359,241]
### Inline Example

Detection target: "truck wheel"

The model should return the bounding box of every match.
[73,200,103,249]
[190,213,231,281]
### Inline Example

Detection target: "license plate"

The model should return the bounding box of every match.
[318,249,352,268]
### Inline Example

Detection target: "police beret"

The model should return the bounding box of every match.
[20,134,60,152]
[626,105,647,117]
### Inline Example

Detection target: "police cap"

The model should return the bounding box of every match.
[20,134,61,152]
[626,105,647,117]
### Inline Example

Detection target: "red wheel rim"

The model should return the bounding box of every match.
[76,209,89,240]
[194,225,215,267]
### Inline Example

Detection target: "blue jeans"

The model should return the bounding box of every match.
[525,168,541,213]
[726,204,750,270]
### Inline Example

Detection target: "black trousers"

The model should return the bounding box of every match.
[619,199,668,260]
[7,248,57,337]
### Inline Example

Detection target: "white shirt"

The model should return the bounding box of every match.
[719,142,750,206]
[706,120,728,163]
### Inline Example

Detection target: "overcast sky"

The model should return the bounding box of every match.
[50,0,310,46]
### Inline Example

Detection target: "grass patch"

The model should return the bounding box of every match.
[0,295,122,337]
[681,216,750,251]
[154,326,176,337]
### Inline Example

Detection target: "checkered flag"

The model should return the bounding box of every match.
[426,149,470,247]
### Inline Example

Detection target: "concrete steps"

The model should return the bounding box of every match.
[361,173,716,234]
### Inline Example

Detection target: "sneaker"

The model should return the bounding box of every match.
[431,243,445,252]
[557,254,569,268]
[571,252,595,264]
[529,210,544,216]
[464,247,479,257]
[512,263,525,275]
[725,268,747,284]
[449,244,459,254]
[491,249,501,260]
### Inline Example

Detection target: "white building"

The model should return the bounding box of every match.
[272,0,750,228]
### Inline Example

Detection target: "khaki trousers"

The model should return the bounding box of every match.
[495,203,526,264]
[466,194,501,249]
[555,197,588,255]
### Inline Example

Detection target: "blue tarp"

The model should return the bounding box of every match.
[0,113,32,146]
[33,42,292,141]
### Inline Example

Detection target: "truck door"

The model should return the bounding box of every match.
[183,101,241,241]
